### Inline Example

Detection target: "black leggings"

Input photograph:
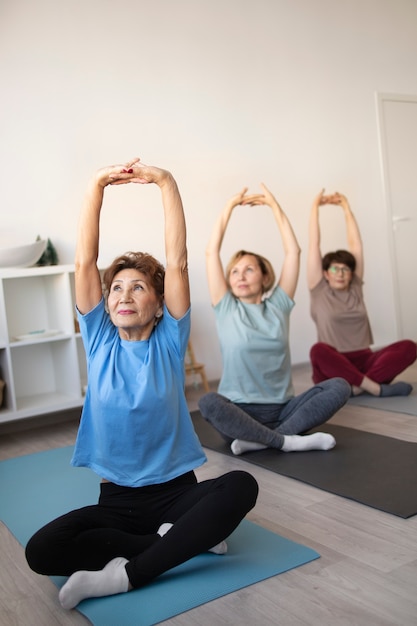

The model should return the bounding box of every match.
[25,470,258,588]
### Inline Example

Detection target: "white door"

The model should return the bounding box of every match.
[377,93,417,339]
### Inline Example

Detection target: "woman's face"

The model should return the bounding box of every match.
[228,254,266,303]
[107,268,163,340]
[324,263,353,291]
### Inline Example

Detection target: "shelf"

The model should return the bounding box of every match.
[10,333,72,347]
[0,394,82,423]
[0,265,85,423]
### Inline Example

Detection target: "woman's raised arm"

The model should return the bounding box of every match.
[259,183,301,300]
[307,189,326,290]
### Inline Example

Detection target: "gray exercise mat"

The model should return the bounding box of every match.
[347,384,417,416]
[191,411,417,518]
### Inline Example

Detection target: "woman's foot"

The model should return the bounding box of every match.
[379,382,413,397]
[231,434,336,454]
[357,376,413,397]
[231,439,268,455]
[282,433,336,452]
[59,556,129,610]
[157,522,227,554]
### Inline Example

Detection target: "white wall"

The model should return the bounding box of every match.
[1,0,416,380]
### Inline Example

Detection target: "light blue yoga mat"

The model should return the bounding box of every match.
[0,446,320,626]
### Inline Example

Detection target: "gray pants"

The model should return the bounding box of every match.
[198,378,351,449]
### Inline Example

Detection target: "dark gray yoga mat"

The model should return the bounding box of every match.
[191,411,417,519]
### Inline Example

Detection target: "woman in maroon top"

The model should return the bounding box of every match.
[307,190,416,397]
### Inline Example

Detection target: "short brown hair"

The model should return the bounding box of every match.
[322,250,356,273]
[102,252,165,299]
[225,250,276,293]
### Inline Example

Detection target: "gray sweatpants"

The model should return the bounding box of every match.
[198,378,351,449]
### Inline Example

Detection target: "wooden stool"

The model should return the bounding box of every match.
[185,341,210,392]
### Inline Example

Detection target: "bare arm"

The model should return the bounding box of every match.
[158,172,190,319]
[307,189,326,290]
[336,193,364,279]
[206,185,300,304]
[319,192,364,279]
[74,166,126,315]
[258,183,301,299]
[205,188,257,306]
[75,158,189,319]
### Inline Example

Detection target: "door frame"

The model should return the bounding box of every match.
[375,91,417,338]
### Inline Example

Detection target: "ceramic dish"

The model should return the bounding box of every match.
[0,239,47,268]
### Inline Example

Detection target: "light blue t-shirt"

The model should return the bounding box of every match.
[214,287,295,404]
[71,298,206,487]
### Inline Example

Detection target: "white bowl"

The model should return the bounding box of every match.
[0,240,47,268]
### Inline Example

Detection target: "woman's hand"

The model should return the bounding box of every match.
[312,188,326,208]
[253,182,281,208]
[94,158,173,188]
[246,183,287,210]
[229,183,282,210]
[323,191,350,211]
[122,162,173,187]
[227,187,249,209]
[93,158,139,187]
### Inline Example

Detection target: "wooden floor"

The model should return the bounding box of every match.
[1,363,417,626]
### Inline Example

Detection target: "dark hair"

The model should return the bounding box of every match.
[322,250,356,273]
[102,252,165,299]
[225,249,276,293]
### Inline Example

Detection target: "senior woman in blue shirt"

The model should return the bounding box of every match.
[25,158,258,609]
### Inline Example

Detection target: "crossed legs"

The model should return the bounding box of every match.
[25,470,258,608]
[198,377,351,455]
[310,341,416,396]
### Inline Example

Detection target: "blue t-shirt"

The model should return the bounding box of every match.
[214,287,295,404]
[71,298,206,487]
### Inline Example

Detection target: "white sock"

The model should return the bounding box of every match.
[208,540,228,555]
[157,522,227,554]
[231,439,268,455]
[59,557,129,610]
[282,433,336,452]
[157,522,173,537]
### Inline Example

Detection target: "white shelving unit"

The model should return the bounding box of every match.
[0,264,86,423]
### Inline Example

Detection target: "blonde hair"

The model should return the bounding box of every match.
[225,250,276,293]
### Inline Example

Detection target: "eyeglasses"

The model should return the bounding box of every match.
[328,265,352,275]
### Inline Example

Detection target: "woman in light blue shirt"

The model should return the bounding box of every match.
[198,184,350,455]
